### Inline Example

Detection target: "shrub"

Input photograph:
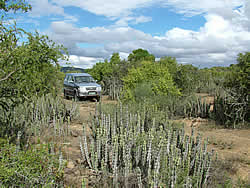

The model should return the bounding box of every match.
[0,21,68,113]
[0,94,79,143]
[213,91,249,128]
[128,92,212,120]
[0,142,64,187]
[214,52,250,127]
[122,61,180,102]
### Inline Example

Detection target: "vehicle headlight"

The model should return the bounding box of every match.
[79,86,86,92]
[96,86,102,92]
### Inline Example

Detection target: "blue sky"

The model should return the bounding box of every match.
[8,0,250,68]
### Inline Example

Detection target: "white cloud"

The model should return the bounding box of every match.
[52,0,155,18]
[48,5,250,68]
[133,16,152,24]
[61,55,104,68]
[29,0,65,17]
[28,0,78,23]
[63,15,79,23]
[40,0,250,68]
[50,0,154,27]
[115,16,152,26]
[31,0,246,32]
[162,0,244,17]
[119,52,130,60]
[50,21,153,44]
[50,0,245,20]
[30,0,245,25]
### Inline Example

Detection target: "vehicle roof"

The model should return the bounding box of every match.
[65,73,91,77]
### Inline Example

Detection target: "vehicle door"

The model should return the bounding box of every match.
[68,75,75,96]
[64,75,70,95]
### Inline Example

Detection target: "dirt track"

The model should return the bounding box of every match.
[63,97,116,186]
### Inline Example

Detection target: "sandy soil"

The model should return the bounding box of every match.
[181,118,250,182]
[63,96,117,187]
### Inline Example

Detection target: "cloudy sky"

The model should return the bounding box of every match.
[11,0,250,68]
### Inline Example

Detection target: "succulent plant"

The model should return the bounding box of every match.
[80,103,213,187]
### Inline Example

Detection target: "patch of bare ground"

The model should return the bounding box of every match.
[179,117,250,184]
[62,96,117,187]
[61,100,95,187]
[196,93,214,104]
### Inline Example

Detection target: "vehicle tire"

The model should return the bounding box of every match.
[74,92,79,101]
[64,90,69,100]
[96,96,100,102]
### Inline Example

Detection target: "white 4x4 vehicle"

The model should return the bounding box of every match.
[63,73,101,101]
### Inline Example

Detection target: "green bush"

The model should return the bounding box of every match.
[122,61,180,102]
[0,21,67,112]
[213,92,249,128]
[212,52,250,128]
[127,90,212,120]
[0,142,64,187]
[132,82,154,101]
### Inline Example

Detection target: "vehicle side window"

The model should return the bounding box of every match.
[68,76,73,82]
[64,75,68,81]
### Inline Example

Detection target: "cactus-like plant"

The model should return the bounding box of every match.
[79,103,213,187]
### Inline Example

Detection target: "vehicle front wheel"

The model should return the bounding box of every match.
[96,96,100,102]
[64,90,69,100]
[74,92,79,101]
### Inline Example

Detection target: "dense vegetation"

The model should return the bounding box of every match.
[84,50,249,187]
[88,49,249,128]
[0,0,249,187]
[0,1,74,186]
[0,1,67,137]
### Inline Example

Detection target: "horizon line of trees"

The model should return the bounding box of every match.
[87,49,249,126]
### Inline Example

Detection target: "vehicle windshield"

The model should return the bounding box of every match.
[75,76,95,83]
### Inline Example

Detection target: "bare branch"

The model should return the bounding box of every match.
[0,70,16,82]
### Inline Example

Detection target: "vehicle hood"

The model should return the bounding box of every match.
[75,82,101,87]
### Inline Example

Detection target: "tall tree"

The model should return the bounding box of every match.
[128,49,155,64]
[110,52,121,65]
[0,0,67,118]
[0,23,67,110]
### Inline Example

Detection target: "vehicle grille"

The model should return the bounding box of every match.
[86,87,96,90]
